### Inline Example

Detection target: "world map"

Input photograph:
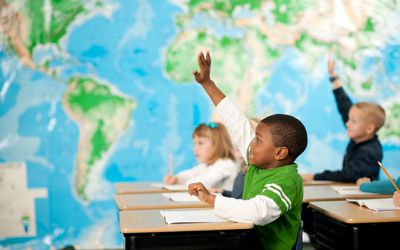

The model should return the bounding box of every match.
[1,0,399,248]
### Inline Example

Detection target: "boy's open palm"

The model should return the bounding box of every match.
[193,51,211,85]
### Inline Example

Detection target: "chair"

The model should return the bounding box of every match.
[292,220,303,250]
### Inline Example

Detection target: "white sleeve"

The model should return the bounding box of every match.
[216,98,255,164]
[183,160,236,188]
[175,165,203,185]
[214,195,282,225]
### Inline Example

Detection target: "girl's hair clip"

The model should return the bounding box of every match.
[206,122,218,129]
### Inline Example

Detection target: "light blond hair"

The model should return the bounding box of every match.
[354,102,386,132]
[192,122,236,164]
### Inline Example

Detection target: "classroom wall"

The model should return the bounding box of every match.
[1,0,399,248]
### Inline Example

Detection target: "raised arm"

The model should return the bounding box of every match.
[327,56,341,90]
[193,51,225,106]
[328,57,353,124]
[193,51,254,162]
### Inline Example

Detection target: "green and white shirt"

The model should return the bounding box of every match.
[214,97,303,250]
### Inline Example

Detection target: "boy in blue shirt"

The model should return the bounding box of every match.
[188,51,307,250]
[302,57,385,183]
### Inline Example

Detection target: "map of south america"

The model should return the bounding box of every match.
[64,77,135,200]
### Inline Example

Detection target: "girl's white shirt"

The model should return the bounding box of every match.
[176,158,238,190]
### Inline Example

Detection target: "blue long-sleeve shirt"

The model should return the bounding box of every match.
[221,171,245,198]
[360,178,400,194]
[314,87,382,183]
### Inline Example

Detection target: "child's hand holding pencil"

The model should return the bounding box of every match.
[393,191,400,207]
[188,182,216,206]
[164,154,177,184]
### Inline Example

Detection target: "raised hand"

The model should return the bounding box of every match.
[327,54,341,89]
[192,51,226,106]
[327,55,336,77]
[193,51,212,85]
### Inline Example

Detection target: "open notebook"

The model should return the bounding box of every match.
[347,198,400,211]
[162,192,200,202]
[160,209,228,224]
[150,183,187,191]
[331,185,376,195]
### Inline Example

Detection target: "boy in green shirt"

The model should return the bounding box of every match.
[188,51,307,250]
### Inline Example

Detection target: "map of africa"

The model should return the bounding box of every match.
[1,0,399,248]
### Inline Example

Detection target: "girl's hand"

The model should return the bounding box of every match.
[393,191,400,207]
[164,175,177,184]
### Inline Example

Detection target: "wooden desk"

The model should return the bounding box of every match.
[302,185,391,235]
[309,201,400,249]
[303,185,391,203]
[120,209,254,250]
[114,193,211,210]
[303,180,352,186]
[115,182,186,194]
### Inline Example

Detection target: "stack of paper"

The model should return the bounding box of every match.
[160,209,228,224]
[150,183,187,191]
[162,184,188,191]
[331,185,375,195]
[346,198,400,211]
[162,192,200,202]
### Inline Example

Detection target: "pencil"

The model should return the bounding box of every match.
[169,154,173,176]
[377,161,400,192]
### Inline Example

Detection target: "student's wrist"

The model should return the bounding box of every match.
[329,75,338,82]
[202,79,215,86]
[329,75,341,89]
[207,194,216,206]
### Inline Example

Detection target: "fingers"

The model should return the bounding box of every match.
[188,182,206,195]
[206,51,211,66]
[197,50,211,66]
[198,51,206,66]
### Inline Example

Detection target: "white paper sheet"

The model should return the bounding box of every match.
[160,209,228,224]
[162,192,200,202]
[346,198,400,211]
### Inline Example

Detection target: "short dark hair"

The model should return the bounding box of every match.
[261,114,308,161]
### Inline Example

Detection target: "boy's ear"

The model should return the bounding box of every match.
[366,123,376,135]
[275,147,289,160]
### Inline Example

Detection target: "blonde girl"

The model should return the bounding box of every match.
[164,122,238,190]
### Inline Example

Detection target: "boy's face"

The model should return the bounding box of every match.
[193,135,215,164]
[346,106,374,142]
[248,123,279,168]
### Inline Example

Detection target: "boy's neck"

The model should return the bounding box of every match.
[260,160,294,170]
[353,134,376,144]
